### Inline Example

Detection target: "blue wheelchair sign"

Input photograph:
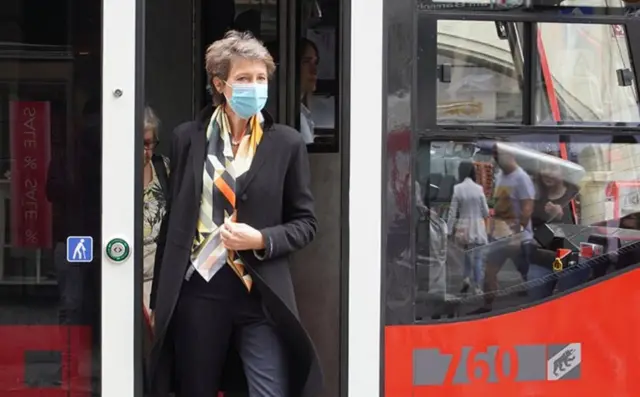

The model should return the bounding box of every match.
[67,236,94,263]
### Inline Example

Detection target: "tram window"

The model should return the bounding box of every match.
[298,0,338,149]
[535,23,640,125]
[404,135,640,322]
[436,21,525,124]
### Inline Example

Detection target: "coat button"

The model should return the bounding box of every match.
[241,194,248,201]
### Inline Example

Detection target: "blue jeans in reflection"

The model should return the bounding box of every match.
[463,244,484,287]
[527,264,591,302]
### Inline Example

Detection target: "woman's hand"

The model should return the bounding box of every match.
[220,218,265,251]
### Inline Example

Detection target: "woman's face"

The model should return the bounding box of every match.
[214,58,268,102]
[300,44,318,96]
[540,164,562,187]
[143,128,156,165]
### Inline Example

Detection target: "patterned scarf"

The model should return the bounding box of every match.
[189,106,263,290]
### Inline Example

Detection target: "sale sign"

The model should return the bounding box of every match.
[9,101,53,248]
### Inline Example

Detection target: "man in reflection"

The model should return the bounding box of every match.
[478,145,535,313]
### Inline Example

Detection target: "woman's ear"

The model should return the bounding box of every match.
[212,77,224,94]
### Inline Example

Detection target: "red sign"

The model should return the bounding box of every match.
[0,325,91,396]
[9,101,52,248]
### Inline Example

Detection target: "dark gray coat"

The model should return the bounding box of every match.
[148,108,323,396]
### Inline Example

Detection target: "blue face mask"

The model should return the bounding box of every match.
[225,82,268,119]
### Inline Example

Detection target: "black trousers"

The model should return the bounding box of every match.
[173,266,288,397]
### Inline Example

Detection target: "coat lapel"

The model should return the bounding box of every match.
[191,123,206,202]
[236,127,272,197]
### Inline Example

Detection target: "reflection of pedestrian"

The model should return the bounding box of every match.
[481,146,535,312]
[72,238,87,260]
[447,161,489,295]
[527,159,588,300]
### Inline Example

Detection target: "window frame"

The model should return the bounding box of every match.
[417,11,640,131]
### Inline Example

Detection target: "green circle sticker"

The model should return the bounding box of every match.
[106,238,130,262]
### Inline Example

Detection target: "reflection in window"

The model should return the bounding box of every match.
[410,136,640,321]
[437,21,524,123]
[537,23,640,124]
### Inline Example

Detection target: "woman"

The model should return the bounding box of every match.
[532,161,574,227]
[142,106,169,313]
[299,38,318,144]
[148,31,322,397]
[446,160,489,295]
[527,160,586,301]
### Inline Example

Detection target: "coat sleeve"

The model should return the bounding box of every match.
[149,128,182,311]
[258,137,317,260]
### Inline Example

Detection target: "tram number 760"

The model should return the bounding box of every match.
[413,343,581,386]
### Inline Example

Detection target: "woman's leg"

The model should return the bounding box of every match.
[471,245,484,289]
[463,246,472,281]
[234,296,288,397]
[173,278,233,397]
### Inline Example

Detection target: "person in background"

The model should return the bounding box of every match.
[478,146,536,313]
[527,159,586,300]
[447,161,489,295]
[148,30,322,397]
[531,160,574,227]
[142,106,170,313]
[299,38,319,144]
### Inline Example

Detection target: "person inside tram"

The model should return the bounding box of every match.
[263,37,319,144]
[148,30,322,397]
[299,37,319,144]
[141,106,169,314]
[446,161,489,296]
[478,145,536,313]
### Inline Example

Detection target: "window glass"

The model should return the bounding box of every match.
[299,0,338,149]
[409,134,640,322]
[0,0,103,393]
[536,23,640,125]
[437,21,524,123]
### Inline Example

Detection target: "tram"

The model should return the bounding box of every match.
[357,0,640,396]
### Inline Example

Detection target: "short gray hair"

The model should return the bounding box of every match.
[205,30,275,106]
[144,106,160,138]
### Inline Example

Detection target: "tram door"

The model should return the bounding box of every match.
[0,0,141,395]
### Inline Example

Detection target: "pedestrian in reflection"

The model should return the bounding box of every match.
[476,144,535,313]
[532,160,574,227]
[527,158,587,300]
[446,161,489,295]
[148,31,322,397]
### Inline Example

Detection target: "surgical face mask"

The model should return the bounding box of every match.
[225,82,268,119]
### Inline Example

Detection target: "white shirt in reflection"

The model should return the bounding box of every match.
[300,103,315,144]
